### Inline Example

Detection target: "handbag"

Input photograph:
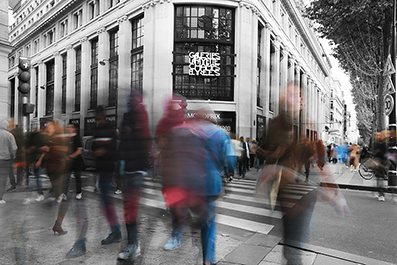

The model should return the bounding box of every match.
[255,162,282,211]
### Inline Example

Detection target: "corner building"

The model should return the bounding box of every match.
[8,0,332,140]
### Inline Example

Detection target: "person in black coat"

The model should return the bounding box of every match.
[117,90,151,261]
[92,106,121,245]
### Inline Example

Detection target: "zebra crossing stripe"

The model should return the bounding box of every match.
[82,175,308,235]
[216,214,274,234]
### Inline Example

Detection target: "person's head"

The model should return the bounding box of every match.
[67,123,77,134]
[279,81,302,118]
[194,107,216,123]
[46,120,62,136]
[7,119,15,130]
[95,105,106,126]
[240,136,245,142]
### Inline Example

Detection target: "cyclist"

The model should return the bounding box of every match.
[373,131,387,201]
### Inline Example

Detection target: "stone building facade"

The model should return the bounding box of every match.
[8,0,333,140]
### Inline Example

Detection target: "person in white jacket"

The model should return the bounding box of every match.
[0,118,17,204]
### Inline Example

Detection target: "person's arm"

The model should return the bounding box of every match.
[68,147,82,159]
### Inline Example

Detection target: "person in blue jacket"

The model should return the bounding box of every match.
[161,107,236,265]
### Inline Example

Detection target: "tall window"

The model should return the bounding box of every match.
[109,0,120,8]
[75,47,81,111]
[45,60,55,116]
[173,5,235,101]
[109,29,119,106]
[60,19,68,38]
[89,0,100,20]
[90,38,98,109]
[61,54,67,113]
[269,37,276,112]
[131,16,144,92]
[73,9,83,29]
[257,24,263,108]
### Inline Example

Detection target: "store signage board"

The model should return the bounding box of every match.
[188,52,221,77]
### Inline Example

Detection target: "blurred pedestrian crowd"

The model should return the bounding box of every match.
[1,83,381,264]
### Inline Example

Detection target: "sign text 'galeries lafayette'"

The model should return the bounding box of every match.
[188,52,221,77]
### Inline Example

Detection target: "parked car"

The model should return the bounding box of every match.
[81,136,95,169]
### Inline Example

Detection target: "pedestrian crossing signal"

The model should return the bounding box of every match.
[18,57,31,94]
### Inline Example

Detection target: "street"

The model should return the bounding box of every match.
[1,164,396,264]
[310,188,397,264]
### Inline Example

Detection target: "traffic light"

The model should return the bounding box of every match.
[22,103,35,116]
[18,57,31,94]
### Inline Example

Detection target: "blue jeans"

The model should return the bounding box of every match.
[99,172,119,226]
[27,166,43,195]
[201,196,216,265]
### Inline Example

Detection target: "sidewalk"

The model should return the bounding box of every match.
[238,164,395,265]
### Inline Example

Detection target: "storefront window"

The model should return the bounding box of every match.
[173,5,235,101]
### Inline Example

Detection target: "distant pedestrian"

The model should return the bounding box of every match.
[7,119,25,191]
[66,123,83,200]
[0,119,17,204]
[42,120,71,235]
[24,125,46,202]
[92,106,121,244]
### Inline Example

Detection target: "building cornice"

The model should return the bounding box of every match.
[279,0,331,77]
[10,0,80,51]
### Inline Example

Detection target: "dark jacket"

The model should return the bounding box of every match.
[119,104,151,172]
[92,122,118,172]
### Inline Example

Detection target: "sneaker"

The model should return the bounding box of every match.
[75,193,82,200]
[114,189,122,195]
[23,198,31,205]
[378,196,385,202]
[164,234,182,251]
[35,195,45,202]
[57,193,67,203]
[0,200,6,204]
[101,231,121,245]
[117,244,141,260]
[6,186,16,192]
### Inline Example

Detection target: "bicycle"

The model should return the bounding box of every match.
[358,153,396,180]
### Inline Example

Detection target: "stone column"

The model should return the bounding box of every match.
[53,51,62,121]
[117,15,132,129]
[142,1,174,135]
[97,27,109,107]
[263,23,271,116]
[37,61,45,119]
[279,48,288,113]
[66,45,76,122]
[80,36,90,128]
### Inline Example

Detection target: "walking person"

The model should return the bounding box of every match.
[42,120,71,235]
[24,125,46,202]
[66,123,83,200]
[6,119,25,191]
[92,106,121,244]
[238,136,248,178]
[0,119,17,204]
[117,91,151,261]
[250,140,258,169]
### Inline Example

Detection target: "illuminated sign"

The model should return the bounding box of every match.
[188,52,221,77]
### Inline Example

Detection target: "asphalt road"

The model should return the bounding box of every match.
[309,188,397,264]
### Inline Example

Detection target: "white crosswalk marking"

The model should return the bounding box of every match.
[82,176,314,235]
